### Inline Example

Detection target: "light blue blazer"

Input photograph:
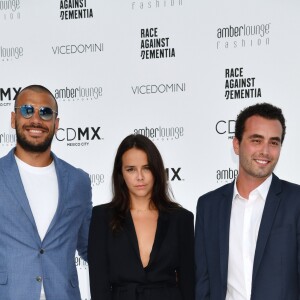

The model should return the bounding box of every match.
[0,148,92,300]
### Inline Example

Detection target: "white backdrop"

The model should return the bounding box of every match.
[1,0,300,299]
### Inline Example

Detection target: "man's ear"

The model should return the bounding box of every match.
[54,117,60,133]
[11,111,16,129]
[233,137,240,155]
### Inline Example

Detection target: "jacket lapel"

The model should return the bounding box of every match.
[123,210,169,269]
[252,174,281,282]
[1,149,36,228]
[219,182,234,292]
[44,153,68,236]
[124,211,141,262]
[148,210,169,267]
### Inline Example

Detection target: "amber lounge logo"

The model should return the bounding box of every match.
[216,22,271,50]
[60,0,93,20]
[89,173,105,187]
[75,256,88,270]
[0,0,21,21]
[216,167,238,184]
[133,125,184,141]
[0,131,16,147]
[54,86,103,102]
[132,0,183,10]
[0,45,23,61]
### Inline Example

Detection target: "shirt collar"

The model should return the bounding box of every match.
[233,174,273,201]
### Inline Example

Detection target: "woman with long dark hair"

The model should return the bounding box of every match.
[88,134,194,300]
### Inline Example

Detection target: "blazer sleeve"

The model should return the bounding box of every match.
[77,173,93,261]
[88,206,112,300]
[177,209,195,300]
[195,197,210,300]
[297,212,300,297]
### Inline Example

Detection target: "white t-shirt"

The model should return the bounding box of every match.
[15,156,59,300]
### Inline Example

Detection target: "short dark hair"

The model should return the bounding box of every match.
[110,134,179,231]
[235,102,286,143]
[15,84,58,115]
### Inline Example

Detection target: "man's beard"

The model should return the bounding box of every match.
[16,124,54,153]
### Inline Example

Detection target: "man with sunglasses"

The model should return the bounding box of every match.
[0,85,92,300]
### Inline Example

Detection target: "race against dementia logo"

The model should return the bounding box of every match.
[0,0,21,21]
[224,67,262,100]
[60,0,93,20]
[216,22,271,50]
[140,27,175,60]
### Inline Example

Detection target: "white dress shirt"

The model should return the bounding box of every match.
[226,175,272,300]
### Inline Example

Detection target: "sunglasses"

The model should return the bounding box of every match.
[15,105,58,121]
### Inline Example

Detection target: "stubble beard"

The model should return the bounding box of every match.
[15,123,55,153]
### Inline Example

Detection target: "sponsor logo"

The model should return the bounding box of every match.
[54,86,103,102]
[52,43,103,55]
[224,67,262,100]
[0,0,21,21]
[89,173,105,186]
[216,168,238,184]
[55,126,103,147]
[60,0,93,20]
[0,87,21,105]
[134,126,184,141]
[132,0,183,10]
[215,120,235,139]
[165,167,183,181]
[132,82,185,95]
[216,23,271,50]
[141,27,175,59]
[0,46,23,61]
[75,255,88,270]
[0,132,16,146]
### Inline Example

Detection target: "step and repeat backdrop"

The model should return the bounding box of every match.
[1,0,300,299]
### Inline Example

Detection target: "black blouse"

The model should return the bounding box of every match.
[88,204,195,300]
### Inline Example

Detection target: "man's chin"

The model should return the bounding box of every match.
[254,171,273,179]
[17,139,52,153]
[20,145,51,153]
